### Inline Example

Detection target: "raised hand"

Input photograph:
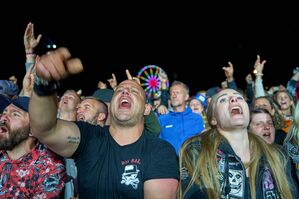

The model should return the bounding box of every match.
[222,62,234,81]
[253,55,266,76]
[126,69,140,84]
[158,70,168,90]
[126,69,133,80]
[24,22,42,53]
[77,89,82,95]
[35,47,83,81]
[107,73,117,90]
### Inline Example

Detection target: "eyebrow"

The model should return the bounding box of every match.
[4,108,24,116]
[14,109,24,115]
[217,93,227,99]
[216,92,242,101]
[83,103,92,107]
[117,85,141,91]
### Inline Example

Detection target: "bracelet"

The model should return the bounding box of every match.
[26,52,35,56]
[33,76,60,96]
[26,55,36,58]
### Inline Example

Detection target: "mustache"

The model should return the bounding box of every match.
[0,121,10,131]
[0,121,5,126]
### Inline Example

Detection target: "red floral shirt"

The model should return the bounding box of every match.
[0,142,66,198]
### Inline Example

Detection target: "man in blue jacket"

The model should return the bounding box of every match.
[159,81,205,155]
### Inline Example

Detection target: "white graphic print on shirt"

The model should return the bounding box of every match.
[121,164,140,189]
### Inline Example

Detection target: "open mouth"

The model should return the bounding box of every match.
[262,132,271,138]
[230,106,243,115]
[77,114,85,121]
[0,125,8,134]
[119,98,131,109]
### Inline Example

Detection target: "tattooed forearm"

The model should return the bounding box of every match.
[67,136,80,144]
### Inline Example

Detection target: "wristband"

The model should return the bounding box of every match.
[33,76,60,96]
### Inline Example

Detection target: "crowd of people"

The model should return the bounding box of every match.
[1,22,299,198]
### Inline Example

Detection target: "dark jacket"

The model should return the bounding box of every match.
[181,137,299,199]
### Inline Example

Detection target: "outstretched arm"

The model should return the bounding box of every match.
[24,22,42,71]
[223,61,237,90]
[29,47,83,158]
[107,73,118,90]
[253,55,267,97]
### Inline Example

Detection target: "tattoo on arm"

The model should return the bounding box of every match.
[66,136,80,144]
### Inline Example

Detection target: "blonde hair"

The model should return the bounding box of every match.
[178,89,294,199]
[284,100,299,145]
[274,90,296,115]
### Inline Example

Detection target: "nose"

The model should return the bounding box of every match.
[263,124,271,130]
[230,96,238,103]
[76,107,83,114]
[121,88,130,96]
[0,115,8,123]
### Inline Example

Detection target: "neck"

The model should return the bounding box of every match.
[282,109,291,116]
[173,105,186,112]
[59,111,76,121]
[7,137,37,160]
[218,128,250,163]
[109,122,144,146]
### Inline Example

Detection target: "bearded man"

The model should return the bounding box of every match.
[0,95,66,198]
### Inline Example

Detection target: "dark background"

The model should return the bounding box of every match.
[1,5,299,96]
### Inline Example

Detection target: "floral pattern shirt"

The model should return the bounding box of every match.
[0,142,66,198]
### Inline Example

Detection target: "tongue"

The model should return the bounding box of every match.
[231,109,240,115]
[121,102,131,109]
[0,127,7,134]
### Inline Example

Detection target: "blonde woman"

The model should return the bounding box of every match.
[179,88,298,199]
[274,90,296,133]
[284,100,299,184]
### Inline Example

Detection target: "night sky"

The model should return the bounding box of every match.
[1,6,299,96]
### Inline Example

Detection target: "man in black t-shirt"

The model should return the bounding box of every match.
[29,47,179,199]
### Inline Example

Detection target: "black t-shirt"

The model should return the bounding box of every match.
[72,122,179,198]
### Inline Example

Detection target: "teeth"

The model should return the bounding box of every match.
[121,99,129,103]
[231,106,242,114]
[77,115,84,121]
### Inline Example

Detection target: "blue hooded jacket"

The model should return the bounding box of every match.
[158,107,204,154]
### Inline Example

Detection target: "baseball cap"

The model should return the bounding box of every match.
[193,93,207,108]
[0,94,11,113]
[0,95,30,113]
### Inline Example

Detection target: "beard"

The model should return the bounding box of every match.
[0,124,30,150]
